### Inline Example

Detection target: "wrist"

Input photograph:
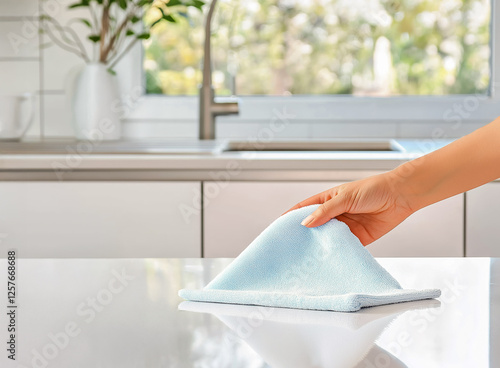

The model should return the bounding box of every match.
[387,159,430,213]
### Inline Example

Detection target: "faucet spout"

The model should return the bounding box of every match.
[199,0,239,140]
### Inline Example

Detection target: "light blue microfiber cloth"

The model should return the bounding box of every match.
[179,204,441,312]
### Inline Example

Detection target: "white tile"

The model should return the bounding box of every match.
[41,0,92,91]
[0,60,39,94]
[127,96,198,120]
[0,20,39,58]
[42,43,85,91]
[216,120,310,139]
[398,121,484,139]
[113,41,143,98]
[0,93,42,139]
[122,120,197,139]
[0,61,41,138]
[0,0,38,17]
[42,93,75,137]
[24,93,41,138]
[311,121,397,138]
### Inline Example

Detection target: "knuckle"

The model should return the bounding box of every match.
[314,205,327,217]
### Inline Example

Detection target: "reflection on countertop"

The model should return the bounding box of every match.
[0,257,496,367]
[179,299,440,368]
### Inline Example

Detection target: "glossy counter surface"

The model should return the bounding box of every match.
[0,139,451,174]
[0,257,497,367]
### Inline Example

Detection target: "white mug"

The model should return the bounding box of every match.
[0,93,35,140]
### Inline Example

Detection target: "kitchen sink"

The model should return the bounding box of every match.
[0,139,219,155]
[0,138,405,155]
[221,139,404,152]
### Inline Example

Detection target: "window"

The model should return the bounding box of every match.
[123,0,500,129]
[143,0,491,97]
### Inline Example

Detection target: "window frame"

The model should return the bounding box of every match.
[120,0,500,129]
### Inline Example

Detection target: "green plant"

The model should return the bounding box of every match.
[40,0,204,72]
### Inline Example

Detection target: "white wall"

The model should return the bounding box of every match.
[1,0,139,139]
[0,0,490,140]
[1,0,78,138]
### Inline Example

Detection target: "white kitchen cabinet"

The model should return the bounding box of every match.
[368,193,463,257]
[204,181,464,258]
[466,182,500,256]
[0,182,201,258]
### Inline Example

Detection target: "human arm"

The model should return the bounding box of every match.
[285,117,500,245]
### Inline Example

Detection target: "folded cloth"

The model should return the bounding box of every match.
[179,204,441,312]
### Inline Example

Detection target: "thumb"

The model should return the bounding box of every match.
[300,195,347,228]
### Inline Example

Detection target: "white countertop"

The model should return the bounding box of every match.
[0,139,452,180]
[0,257,497,367]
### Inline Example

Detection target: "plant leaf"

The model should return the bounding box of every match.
[165,0,204,8]
[136,32,150,40]
[163,14,176,22]
[125,29,135,36]
[130,15,141,23]
[88,34,101,42]
[117,0,127,10]
[155,7,176,23]
[166,0,182,6]
[79,18,92,28]
[191,0,204,9]
[150,17,163,28]
[68,0,90,9]
[68,3,87,8]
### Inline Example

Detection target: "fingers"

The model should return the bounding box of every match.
[300,194,347,228]
[336,214,373,246]
[281,192,326,216]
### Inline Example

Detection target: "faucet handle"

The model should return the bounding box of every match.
[213,96,239,115]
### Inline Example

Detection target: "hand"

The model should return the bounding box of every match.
[283,172,416,246]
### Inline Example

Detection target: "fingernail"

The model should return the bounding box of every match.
[301,215,314,226]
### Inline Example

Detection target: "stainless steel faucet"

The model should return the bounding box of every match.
[199,0,239,140]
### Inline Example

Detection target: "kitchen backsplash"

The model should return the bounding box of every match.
[1,0,78,138]
[0,0,488,140]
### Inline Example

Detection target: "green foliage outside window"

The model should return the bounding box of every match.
[144,0,491,96]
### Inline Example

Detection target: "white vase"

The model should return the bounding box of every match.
[70,63,121,141]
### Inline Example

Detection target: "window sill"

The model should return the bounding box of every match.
[120,95,495,140]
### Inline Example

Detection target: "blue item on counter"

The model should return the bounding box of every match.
[179,204,440,312]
